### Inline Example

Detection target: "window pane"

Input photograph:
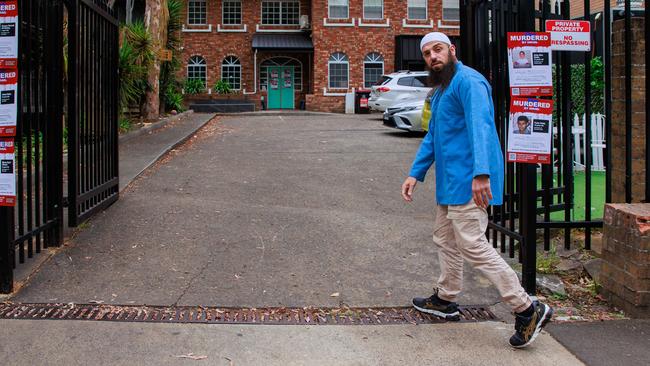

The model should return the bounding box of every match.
[412,76,428,87]
[397,77,413,86]
[364,0,382,19]
[407,0,426,20]
[223,0,241,25]
[329,0,348,18]
[364,63,383,88]
[329,63,348,88]
[188,0,207,25]
[263,1,299,25]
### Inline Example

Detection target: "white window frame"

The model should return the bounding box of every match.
[187,56,207,88]
[328,0,350,20]
[363,52,384,88]
[363,0,383,20]
[221,56,242,90]
[261,0,301,26]
[187,0,207,25]
[442,0,460,21]
[328,52,349,90]
[407,0,427,20]
[222,0,242,25]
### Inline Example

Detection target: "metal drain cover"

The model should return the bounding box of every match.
[0,303,497,324]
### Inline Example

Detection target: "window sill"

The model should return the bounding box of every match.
[323,18,355,27]
[358,18,390,27]
[217,24,247,32]
[182,24,213,32]
[438,20,460,29]
[255,24,303,32]
[401,19,434,28]
[323,88,348,96]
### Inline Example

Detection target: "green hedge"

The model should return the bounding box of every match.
[552,57,605,116]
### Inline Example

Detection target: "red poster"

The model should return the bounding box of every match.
[507,97,554,164]
[507,32,553,97]
[0,1,17,17]
[0,137,15,206]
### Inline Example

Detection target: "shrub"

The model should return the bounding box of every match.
[213,80,233,95]
[164,83,184,112]
[184,78,206,95]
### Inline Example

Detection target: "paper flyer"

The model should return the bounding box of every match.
[0,67,17,136]
[0,0,18,68]
[507,32,553,97]
[507,97,554,164]
[0,137,15,206]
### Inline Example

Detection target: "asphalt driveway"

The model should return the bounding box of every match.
[12,113,502,308]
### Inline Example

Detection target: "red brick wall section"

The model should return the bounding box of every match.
[610,17,646,203]
[601,204,650,318]
[180,0,459,112]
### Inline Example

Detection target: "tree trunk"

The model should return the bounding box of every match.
[125,0,134,24]
[143,0,168,120]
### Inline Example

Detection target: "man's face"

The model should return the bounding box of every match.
[517,119,528,132]
[422,42,456,71]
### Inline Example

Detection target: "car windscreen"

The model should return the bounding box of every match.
[375,76,392,86]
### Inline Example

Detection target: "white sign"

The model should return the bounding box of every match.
[0,137,15,206]
[0,0,18,67]
[0,68,16,136]
[507,32,553,97]
[546,20,591,51]
[507,97,554,164]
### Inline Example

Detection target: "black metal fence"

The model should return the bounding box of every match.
[0,0,119,293]
[460,0,649,294]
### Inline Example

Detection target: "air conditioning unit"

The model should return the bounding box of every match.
[299,15,310,29]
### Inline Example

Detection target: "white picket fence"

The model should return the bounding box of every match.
[572,113,606,171]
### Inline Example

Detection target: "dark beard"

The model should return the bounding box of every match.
[428,58,457,89]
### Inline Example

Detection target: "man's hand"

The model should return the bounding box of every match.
[401,177,418,202]
[472,175,493,208]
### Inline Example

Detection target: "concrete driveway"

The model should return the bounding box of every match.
[12,113,502,309]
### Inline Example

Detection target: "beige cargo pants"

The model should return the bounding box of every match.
[433,200,532,313]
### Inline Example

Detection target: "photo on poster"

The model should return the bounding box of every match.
[507,97,554,164]
[507,32,553,97]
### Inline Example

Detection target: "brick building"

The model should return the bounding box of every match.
[180,0,460,112]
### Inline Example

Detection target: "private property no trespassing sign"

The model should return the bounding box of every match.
[545,20,591,51]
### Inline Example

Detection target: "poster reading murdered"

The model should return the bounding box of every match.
[0,0,18,68]
[507,97,554,164]
[507,32,553,97]
[0,67,17,136]
[0,137,15,206]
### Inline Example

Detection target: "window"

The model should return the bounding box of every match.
[188,0,207,25]
[397,77,414,86]
[407,0,427,20]
[187,56,207,87]
[221,56,241,90]
[442,0,460,21]
[413,76,428,87]
[363,0,383,19]
[329,0,349,19]
[262,0,300,25]
[363,53,384,88]
[223,0,242,25]
[260,57,303,91]
[328,52,349,89]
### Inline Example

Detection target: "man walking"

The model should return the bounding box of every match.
[401,32,553,348]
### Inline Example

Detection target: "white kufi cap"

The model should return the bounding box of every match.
[420,32,452,52]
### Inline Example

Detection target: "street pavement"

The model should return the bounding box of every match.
[0,111,614,365]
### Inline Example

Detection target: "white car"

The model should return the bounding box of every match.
[369,71,431,112]
[383,99,425,132]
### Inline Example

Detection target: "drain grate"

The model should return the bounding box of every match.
[0,303,497,325]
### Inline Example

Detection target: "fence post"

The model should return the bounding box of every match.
[0,207,14,293]
[518,0,538,295]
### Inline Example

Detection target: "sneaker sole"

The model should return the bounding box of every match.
[512,305,554,349]
[412,304,460,321]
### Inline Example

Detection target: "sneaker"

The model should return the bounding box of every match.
[412,290,460,320]
[509,301,554,348]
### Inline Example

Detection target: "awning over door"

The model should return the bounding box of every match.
[252,33,314,51]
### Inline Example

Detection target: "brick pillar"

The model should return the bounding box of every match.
[610,17,646,203]
[601,204,650,318]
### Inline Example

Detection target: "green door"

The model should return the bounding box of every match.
[267,66,294,109]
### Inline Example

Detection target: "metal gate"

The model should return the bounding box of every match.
[460,0,649,294]
[0,0,119,293]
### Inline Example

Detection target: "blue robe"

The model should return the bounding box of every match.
[408,62,504,206]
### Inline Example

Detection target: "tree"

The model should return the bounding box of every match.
[142,0,169,120]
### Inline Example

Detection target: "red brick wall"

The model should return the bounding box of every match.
[180,0,459,112]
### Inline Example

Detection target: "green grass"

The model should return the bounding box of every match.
[537,171,605,221]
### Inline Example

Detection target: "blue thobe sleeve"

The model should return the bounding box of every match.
[408,128,435,181]
[459,75,493,178]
